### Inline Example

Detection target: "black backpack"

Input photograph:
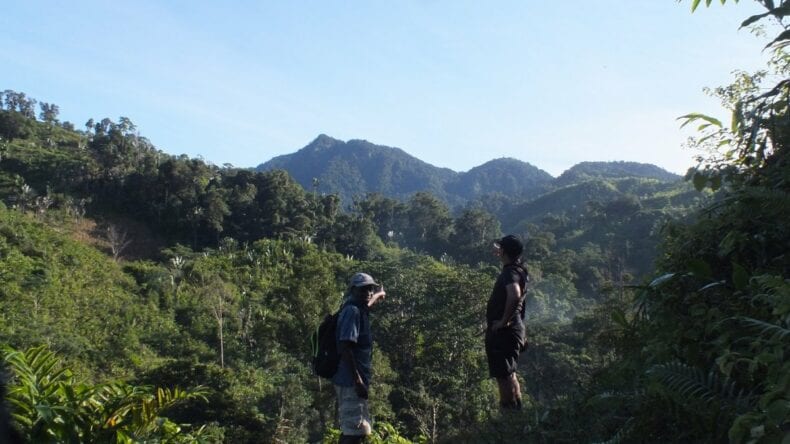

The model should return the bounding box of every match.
[310,311,340,379]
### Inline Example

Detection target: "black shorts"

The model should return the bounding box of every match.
[485,325,524,378]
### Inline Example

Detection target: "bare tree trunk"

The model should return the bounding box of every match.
[213,295,224,368]
[106,224,132,261]
[218,312,224,369]
[209,283,227,369]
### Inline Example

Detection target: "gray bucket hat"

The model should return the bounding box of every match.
[349,272,378,288]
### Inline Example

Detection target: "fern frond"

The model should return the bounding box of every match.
[735,316,790,343]
[648,362,754,412]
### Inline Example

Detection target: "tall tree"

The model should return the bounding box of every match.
[404,192,452,256]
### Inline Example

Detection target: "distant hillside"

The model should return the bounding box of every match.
[446,158,553,200]
[553,161,680,188]
[257,135,553,206]
[504,179,623,228]
[502,177,694,232]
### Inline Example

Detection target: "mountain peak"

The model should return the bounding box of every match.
[469,157,543,171]
[555,161,680,186]
[307,134,343,150]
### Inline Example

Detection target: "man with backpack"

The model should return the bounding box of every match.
[485,234,529,410]
[332,272,386,443]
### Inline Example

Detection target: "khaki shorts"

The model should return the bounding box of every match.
[335,385,372,436]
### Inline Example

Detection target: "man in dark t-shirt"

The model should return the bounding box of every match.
[333,272,386,443]
[485,234,528,410]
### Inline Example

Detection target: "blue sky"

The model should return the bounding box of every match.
[0,1,772,176]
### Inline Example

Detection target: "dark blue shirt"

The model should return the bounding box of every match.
[332,300,373,387]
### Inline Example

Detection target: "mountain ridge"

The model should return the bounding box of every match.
[257,135,681,206]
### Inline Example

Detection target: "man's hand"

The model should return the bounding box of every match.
[368,285,386,307]
[354,379,369,399]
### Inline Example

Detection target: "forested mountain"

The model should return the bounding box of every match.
[445,157,554,201]
[257,135,682,211]
[257,134,553,206]
[552,160,681,187]
[258,134,456,204]
[0,3,788,441]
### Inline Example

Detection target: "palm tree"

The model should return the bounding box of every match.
[3,345,209,443]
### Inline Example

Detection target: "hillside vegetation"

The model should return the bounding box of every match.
[0,1,788,442]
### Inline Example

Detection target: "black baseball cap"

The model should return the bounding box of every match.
[494,234,523,258]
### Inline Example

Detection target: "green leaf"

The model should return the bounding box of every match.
[732,262,749,290]
[688,258,713,279]
[729,413,757,443]
[710,174,722,191]
[768,4,790,19]
[756,350,778,365]
[699,280,725,291]
[691,0,702,12]
[611,308,628,329]
[650,273,676,288]
[764,29,790,49]
[35,404,56,422]
[718,231,740,257]
[731,102,743,134]
[678,113,723,129]
[738,317,790,342]
[693,172,707,191]
[741,12,770,28]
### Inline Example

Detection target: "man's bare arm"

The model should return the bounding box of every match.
[493,282,521,330]
[339,340,368,398]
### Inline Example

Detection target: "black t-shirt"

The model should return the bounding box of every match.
[486,264,527,328]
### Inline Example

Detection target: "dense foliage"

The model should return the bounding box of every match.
[0,1,786,442]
